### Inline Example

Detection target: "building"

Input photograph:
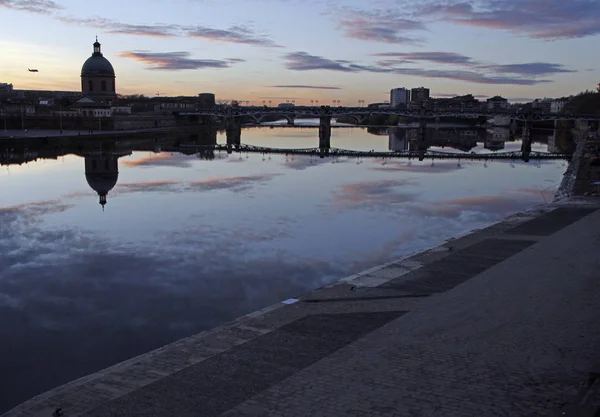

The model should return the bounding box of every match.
[551,98,569,114]
[0,83,13,96]
[486,96,509,111]
[81,37,116,101]
[198,93,216,109]
[410,87,430,107]
[390,88,410,108]
[368,102,391,109]
[12,89,80,99]
[432,94,480,112]
[277,103,294,109]
[532,98,552,113]
[72,97,112,117]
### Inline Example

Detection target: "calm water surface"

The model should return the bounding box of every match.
[0,126,569,411]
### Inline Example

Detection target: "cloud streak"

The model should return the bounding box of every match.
[372,51,573,77]
[118,51,235,70]
[282,51,553,85]
[283,52,391,73]
[269,85,342,90]
[373,51,475,65]
[338,11,425,44]
[0,0,62,13]
[53,16,281,46]
[419,0,600,40]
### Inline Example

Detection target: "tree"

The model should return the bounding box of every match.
[597,83,600,93]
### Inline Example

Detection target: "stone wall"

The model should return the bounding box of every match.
[553,129,589,202]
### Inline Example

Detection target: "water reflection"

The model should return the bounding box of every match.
[0,126,574,412]
[84,149,130,208]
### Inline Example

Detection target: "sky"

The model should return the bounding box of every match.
[0,0,599,104]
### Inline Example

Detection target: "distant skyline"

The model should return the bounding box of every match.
[1,0,599,104]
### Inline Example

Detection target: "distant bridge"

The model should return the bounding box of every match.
[178,144,570,162]
[180,107,600,123]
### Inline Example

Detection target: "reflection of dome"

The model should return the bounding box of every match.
[84,153,120,209]
[81,40,115,77]
[85,173,118,196]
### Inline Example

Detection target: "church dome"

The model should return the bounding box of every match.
[81,39,115,77]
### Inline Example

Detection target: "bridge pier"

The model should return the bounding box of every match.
[226,118,241,154]
[319,116,331,157]
[521,118,532,162]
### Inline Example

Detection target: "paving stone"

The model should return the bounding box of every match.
[83,312,404,417]
[506,207,597,236]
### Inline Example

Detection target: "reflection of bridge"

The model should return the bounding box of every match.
[178,143,569,163]
[181,106,600,123]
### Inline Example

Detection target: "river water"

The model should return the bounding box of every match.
[0,126,571,412]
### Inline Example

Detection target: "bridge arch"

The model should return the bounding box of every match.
[257,113,295,124]
[333,114,366,125]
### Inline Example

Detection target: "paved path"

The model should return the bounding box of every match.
[4,203,600,417]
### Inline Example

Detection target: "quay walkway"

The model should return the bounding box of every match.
[4,200,600,417]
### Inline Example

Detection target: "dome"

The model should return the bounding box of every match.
[81,39,115,77]
[81,56,115,77]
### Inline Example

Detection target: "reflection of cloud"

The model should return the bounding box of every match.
[117,180,179,193]
[335,179,418,208]
[122,153,195,168]
[0,202,344,410]
[282,155,348,171]
[403,192,547,221]
[370,161,465,173]
[186,174,279,192]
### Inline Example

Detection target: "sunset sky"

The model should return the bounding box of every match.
[1,0,599,104]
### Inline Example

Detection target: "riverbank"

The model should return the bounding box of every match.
[4,196,600,417]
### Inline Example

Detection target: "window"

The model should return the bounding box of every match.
[101,80,107,92]
[112,80,115,92]
[88,80,93,92]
